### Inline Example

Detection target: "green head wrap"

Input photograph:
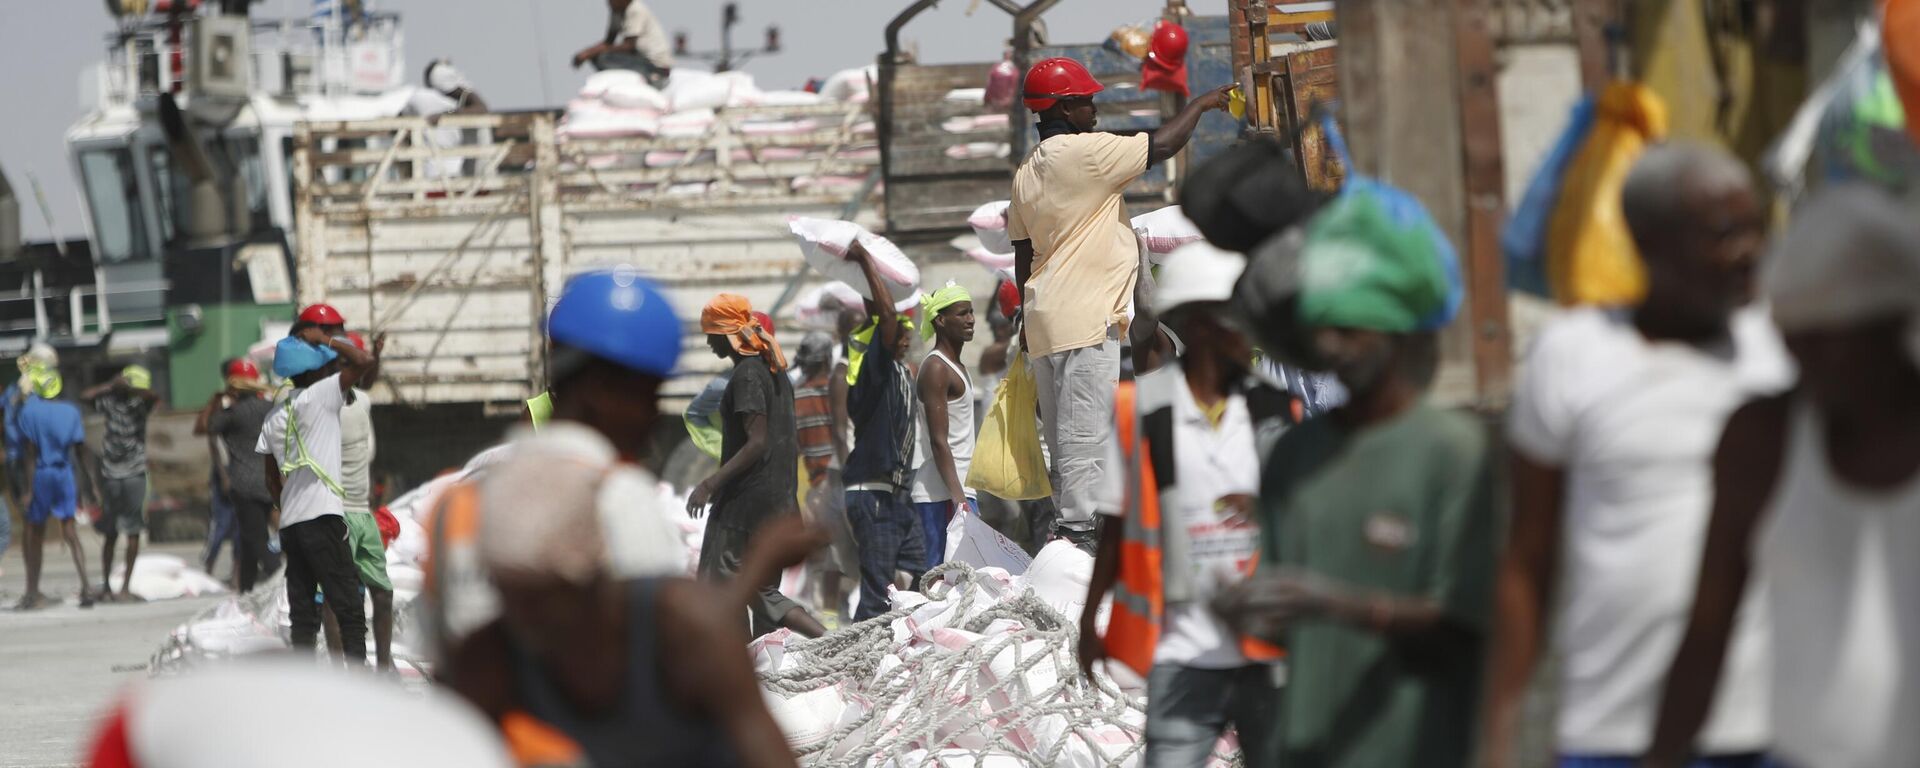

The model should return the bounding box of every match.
[919,282,973,342]
[1296,183,1460,333]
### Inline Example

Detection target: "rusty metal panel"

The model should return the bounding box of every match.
[1487,0,1576,42]
[1284,43,1346,190]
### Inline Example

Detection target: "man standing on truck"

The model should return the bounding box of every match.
[80,365,161,603]
[1009,56,1232,549]
[573,0,675,86]
[259,329,377,665]
[689,294,825,639]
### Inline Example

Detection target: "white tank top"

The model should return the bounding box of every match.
[1759,402,1920,768]
[911,350,975,503]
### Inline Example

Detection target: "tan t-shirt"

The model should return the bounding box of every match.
[1008,132,1149,356]
[610,1,676,69]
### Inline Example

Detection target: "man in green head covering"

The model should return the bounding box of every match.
[912,281,977,568]
[1218,183,1496,768]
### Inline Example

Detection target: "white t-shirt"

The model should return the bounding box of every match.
[340,389,375,514]
[1095,364,1264,669]
[610,1,675,69]
[257,374,348,530]
[1507,307,1793,754]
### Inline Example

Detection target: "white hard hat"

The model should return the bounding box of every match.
[1154,240,1246,315]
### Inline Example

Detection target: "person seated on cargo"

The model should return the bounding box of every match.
[688,295,826,639]
[572,0,674,86]
[1008,56,1233,551]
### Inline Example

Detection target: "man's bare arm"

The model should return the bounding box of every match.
[1148,85,1234,166]
[1013,240,1034,301]
[1644,396,1790,768]
[659,579,801,768]
[850,241,901,353]
[828,365,851,466]
[1481,452,1566,768]
[265,454,283,503]
[918,362,967,509]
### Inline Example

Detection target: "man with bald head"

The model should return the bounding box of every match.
[1479,142,1793,768]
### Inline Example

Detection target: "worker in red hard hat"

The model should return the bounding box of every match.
[1141,21,1191,96]
[1011,56,1233,549]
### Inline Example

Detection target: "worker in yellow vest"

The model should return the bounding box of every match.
[1079,242,1290,768]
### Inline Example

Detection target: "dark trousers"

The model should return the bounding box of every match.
[282,516,367,664]
[845,489,926,622]
[697,514,804,638]
[233,495,278,593]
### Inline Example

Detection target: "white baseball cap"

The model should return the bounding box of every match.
[1154,240,1247,314]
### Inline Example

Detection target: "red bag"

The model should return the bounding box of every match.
[374,506,401,549]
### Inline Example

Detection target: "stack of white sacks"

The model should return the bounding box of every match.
[558,66,883,196]
[110,554,230,602]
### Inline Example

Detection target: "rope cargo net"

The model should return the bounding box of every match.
[754,560,1243,767]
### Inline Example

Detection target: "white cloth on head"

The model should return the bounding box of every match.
[427,61,469,95]
[1507,306,1791,754]
[1765,184,1920,366]
[476,422,684,584]
[256,374,346,529]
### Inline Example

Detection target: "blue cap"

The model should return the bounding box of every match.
[545,268,682,378]
[273,336,339,379]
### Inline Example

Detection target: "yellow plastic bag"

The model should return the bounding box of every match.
[967,348,1053,501]
[1545,82,1669,306]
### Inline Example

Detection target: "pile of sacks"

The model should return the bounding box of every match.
[751,513,1239,767]
[559,66,883,196]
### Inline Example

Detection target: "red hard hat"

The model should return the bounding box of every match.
[752,311,775,339]
[299,303,346,326]
[997,278,1021,319]
[225,359,261,380]
[1023,57,1103,112]
[346,331,368,351]
[1150,21,1189,64]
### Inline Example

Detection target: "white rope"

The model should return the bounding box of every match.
[760,562,1245,767]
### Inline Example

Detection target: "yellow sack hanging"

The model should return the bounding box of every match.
[967,347,1053,501]
[1546,82,1670,306]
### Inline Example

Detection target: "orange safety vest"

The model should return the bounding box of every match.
[1104,378,1284,677]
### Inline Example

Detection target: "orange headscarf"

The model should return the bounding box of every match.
[700,293,788,372]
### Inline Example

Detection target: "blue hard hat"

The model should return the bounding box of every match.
[546,268,682,378]
[273,336,339,379]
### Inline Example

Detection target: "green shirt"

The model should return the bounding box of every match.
[1258,403,1496,768]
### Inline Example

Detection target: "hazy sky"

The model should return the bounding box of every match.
[0,0,1167,242]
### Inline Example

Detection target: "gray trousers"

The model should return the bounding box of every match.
[1145,663,1283,768]
[1030,330,1121,531]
